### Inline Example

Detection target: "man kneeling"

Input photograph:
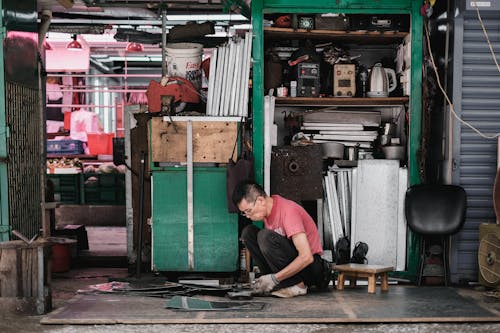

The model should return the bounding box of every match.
[232,180,330,298]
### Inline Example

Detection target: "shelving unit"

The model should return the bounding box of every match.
[251,0,423,281]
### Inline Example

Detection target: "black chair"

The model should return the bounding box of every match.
[405,184,467,286]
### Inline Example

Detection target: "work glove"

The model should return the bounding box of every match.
[252,274,279,294]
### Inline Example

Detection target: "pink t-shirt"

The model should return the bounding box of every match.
[264,195,323,255]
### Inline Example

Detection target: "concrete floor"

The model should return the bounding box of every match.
[0,266,498,333]
[1,228,499,333]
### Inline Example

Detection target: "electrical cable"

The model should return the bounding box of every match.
[475,5,500,73]
[424,10,500,140]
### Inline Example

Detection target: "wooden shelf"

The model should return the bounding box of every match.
[264,27,408,44]
[274,96,409,106]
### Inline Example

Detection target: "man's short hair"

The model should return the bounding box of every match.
[232,180,267,206]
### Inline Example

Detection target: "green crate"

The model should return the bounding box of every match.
[83,173,124,188]
[47,174,80,204]
[83,188,125,205]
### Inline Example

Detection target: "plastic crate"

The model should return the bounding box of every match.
[47,174,81,204]
[83,188,125,205]
[87,133,114,155]
[47,140,84,155]
[83,173,123,188]
[82,173,125,205]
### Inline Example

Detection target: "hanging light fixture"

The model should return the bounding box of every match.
[67,34,82,50]
[126,42,144,52]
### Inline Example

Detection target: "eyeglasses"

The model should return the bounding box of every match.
[240,199,257,217]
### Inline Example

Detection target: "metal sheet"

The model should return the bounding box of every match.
[397,167,408,271]
[350,160,406,268]
[270,145,323,201]
[151,169,238,272]
[241,31,252,117]
[451,10,500,281]
[322,177,333,250]
[303,111,381,127]
[206,48,217,116]
[187,121,194,270]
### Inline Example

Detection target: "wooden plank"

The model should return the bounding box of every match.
[150,118,237,163]
[334,263,394,274]
[0,247,18,297]
[0,241,52,314]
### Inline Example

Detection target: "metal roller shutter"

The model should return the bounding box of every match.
[451,8,500,282]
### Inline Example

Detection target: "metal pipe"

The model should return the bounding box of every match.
[47,104,118,108]
[162,8,168,77]
[136,150,146,277]
[47,73,161,78]
[187,121,194,270]
[46,89,146,93]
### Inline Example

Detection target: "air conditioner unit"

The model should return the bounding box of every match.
[478,223,500,289]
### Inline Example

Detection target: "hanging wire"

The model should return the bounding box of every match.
[475,5,500,73]
[424,6,500,140]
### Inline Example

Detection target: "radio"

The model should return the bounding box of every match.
[333,64,356,97]
[297,63,320,97]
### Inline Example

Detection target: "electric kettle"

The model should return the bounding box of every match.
[367,63,397,97]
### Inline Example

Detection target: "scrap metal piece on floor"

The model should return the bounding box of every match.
[226,290,253,300]
[76,280,233,297]
[165,296,265,311]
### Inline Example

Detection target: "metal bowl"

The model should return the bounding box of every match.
[321,142,344,159]
[382,145,405,160]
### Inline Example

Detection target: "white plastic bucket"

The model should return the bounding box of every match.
[165,43,203,90]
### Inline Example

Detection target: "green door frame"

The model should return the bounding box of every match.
[251,0,423,281]
[0,0,10,241]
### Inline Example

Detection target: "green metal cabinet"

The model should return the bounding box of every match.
[251,0,423,280]
[151,168,238,272]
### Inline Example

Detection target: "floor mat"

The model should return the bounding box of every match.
[41,286,500,324]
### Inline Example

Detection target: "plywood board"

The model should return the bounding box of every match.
[150,118,237,163]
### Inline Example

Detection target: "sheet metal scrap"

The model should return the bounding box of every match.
[77,281,233,298]
[165,296,266,311]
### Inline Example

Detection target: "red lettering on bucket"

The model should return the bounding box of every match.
[185,62,201,70]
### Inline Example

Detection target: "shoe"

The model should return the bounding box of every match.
[271,284,307,298]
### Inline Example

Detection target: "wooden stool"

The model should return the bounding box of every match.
[334,263,394,294]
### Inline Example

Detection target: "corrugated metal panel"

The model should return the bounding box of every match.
[5,81,42,238]
[451,10,500,282]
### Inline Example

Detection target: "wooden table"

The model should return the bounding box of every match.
[334,263,394,294]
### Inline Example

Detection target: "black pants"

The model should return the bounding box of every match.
[241,224,325,289]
